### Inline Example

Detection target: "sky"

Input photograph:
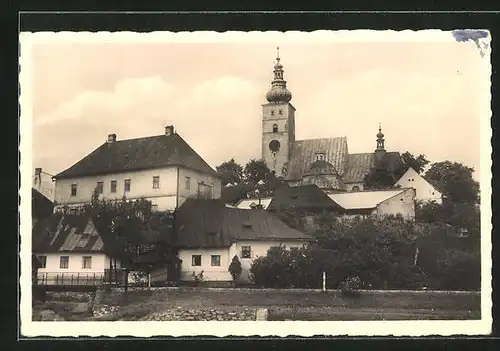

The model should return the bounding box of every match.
[25,32,488,180]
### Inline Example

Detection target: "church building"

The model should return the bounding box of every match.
[261,48,403,192]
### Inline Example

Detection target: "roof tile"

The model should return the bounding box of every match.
[54,133,219,179]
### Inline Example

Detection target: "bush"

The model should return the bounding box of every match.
[191,270,204,286]
[228,255,243,281]
[339,276,362,297]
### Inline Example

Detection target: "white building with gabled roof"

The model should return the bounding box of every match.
[395,167,443,204]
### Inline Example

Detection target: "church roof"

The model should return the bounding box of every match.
[304,160,339,176]
[287,137,348,181]
[343,152,402,184]
[54,133,220,179]
[267,184,344,213]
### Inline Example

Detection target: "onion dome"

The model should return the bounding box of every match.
[304,160,339,176]
[376,124,385,150]
[265,47,292,103]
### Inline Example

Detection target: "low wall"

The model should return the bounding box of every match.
[141,308,257,321]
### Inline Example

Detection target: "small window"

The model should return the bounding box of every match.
[96,182,103,194]
[151,204,158,212]
[352,186,360,192]
[273,124,278,133]
[38,255,46,268]
[279,109,283,115]
[124,179,131,192]
[70,184,77,196]
[82,256,92,269]
[211,255,221,266]
[185,177,191,190]
[241,246,251,259]
[110,180,117,193]
[153,176,160,189]
[192,255,202,266]
[431,192,435,195]
[59,256,69,269]
[271,110,275,116]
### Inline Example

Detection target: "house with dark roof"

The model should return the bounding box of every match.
[52,126,222,213]
[261,49,403,192]
[32,213,111,285]
[174,198,312,282]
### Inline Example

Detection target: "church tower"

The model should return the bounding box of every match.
[261,47,296,178]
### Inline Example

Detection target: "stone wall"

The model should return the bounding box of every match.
[140,307,257,321]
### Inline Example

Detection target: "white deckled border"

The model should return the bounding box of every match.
[19,29,492,338]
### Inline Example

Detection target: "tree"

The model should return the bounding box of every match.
[228,255,243,281]
[244,159,275,184]
[400,152,430,175]
[363,168,397,190]
[216,158,244,186]
[86,189,155,290]
[424,161,480,204]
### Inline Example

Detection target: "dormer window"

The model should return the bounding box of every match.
[273,124,278,133]
[315,152,327,161]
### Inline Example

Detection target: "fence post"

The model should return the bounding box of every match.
[61,273,64,286]
[93,273,96,286]
[77,273,79,286]
[322,271,326,293]
[71,275,74,286]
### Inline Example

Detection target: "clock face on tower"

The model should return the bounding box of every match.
[269,140,281,153]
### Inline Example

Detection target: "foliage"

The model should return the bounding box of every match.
[216,158,244,186]
[363,168,398,190]
[400,152,430,175]
[415,200,480,235]
[216,158,285,204]
[435,248,481,290]
[339,276,362,297]
[250,217,426,290]
[228,255,243,281]
[191,270,204,285]
[424,161,480,204]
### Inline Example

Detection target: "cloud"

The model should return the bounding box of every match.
[35,76,175,127]
[33,75,263,173]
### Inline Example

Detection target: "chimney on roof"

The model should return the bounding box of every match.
[107,133,117,144]
[165,125,174,136]
[35,168,42,177]
[34,167,42,187]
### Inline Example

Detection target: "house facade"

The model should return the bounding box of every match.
[261,49,403,191]
[328,188,416,221]
[174,198,312,282]
[52,126,222,212]
[395,167,443,204]
[32,213,116,286]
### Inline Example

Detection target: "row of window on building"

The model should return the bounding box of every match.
[37,255,93,269]
[69,175,213,198]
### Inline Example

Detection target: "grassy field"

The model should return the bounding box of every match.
[90,288,481,321]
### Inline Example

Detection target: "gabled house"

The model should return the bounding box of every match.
[395,167,443,204]
[32,213,112,286]
[174,198,312,282]
[328,188,416,221]
[52,126,222,213]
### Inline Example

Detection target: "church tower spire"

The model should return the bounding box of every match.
[261,47,296,179]
[374,123,387,169]
[266,46,292,103]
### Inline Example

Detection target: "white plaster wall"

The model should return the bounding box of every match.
[54,167,179,211]
[376,188,416,221]
[36,253,112,276]
[395,168,442,204]
[233,240,307,282]
[178,248,232,281]
[177,167,222,207]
